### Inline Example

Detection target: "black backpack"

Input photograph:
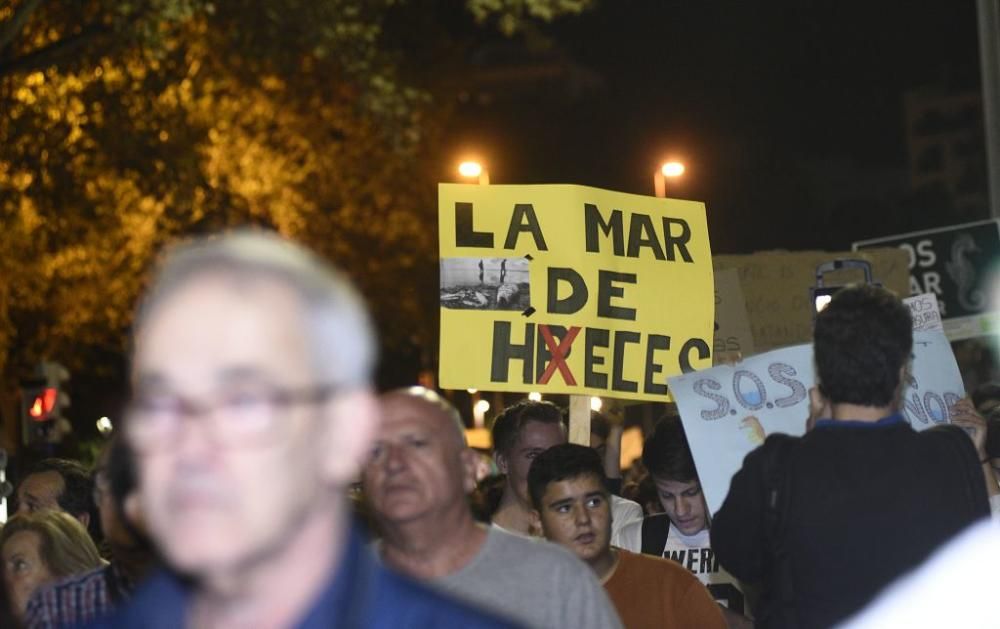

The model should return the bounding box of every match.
[639,512,672,556]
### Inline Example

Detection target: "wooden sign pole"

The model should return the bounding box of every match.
[568,395,591,446]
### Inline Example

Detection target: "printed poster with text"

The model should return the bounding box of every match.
[668,330,965,515]
[439,184,714,401]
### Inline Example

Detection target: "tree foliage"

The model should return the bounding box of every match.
[0,0,594,397]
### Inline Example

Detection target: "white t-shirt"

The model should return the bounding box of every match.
[610,495,643,540]
[615,519,748,615]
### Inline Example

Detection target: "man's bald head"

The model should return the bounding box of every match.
[365,387,478,526]
[380,387,467,448]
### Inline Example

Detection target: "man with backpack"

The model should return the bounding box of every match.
[711,284,992,628]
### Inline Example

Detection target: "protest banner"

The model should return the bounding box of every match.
[668,330,964,515]
[853,220,1000,340]
[713,249,910,352]
[438,184,714,402]
[713,269,754,364]
[903,293,944,332]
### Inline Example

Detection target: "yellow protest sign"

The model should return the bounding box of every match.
[439,184,714,402]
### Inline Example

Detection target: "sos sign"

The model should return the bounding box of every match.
[853,219,1000,319]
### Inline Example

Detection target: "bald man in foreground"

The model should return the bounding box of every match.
[364,388,622,629]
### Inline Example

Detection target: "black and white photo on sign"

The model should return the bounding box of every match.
[440,257,530,311]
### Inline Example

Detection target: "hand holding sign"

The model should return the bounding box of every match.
[739,415,765,445]
[949,398,988,461]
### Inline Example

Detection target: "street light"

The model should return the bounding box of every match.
[96,416,113,435]
[654,160,685,198]
[473,398,491,428]
[458,160,490,185]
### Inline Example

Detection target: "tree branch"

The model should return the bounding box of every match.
[0,0,46,52]
[0,23,109,79]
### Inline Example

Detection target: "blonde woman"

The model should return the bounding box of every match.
[1,511,105,623]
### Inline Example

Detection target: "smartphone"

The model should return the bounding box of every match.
[810,259,876,316]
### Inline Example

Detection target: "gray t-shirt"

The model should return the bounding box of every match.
[433,527,623,629]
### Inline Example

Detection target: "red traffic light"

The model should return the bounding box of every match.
[28,387,58,421]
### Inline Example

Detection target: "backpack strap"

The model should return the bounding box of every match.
[640,513,672,556]
[761,433,798,628]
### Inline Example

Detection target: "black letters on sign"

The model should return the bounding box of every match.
[584,204,625,256]
[611,331,640,393]
[662,217,693,263]
[491,322,534,384]
[455,202,493,248]
[547,268,588,315]
[627,214,666,260]
[679,338,710,373]
[584,327,610,389]
[596,271,637,320]
[504,204,548,251]
[643,334,670,395]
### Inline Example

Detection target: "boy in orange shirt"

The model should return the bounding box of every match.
[529,444,725,629]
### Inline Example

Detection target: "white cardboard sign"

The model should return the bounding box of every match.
[668,330,965,516]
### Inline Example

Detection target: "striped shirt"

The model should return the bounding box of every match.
[24,562,133,628]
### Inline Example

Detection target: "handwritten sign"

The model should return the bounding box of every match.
[713,269,754,364]
[713,249,909,352]
[438,184,714,401]
[904,293,944,332]
[668,330,965,515]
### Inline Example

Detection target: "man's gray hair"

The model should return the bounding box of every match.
[134,229,376,386]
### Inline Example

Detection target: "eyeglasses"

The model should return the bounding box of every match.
[125,382,341,452]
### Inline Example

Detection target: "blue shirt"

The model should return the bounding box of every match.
[88,528,521,629]
[813,412,908,430]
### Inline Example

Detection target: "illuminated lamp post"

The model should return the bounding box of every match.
[458,160,490,185]
[653,161,685,198]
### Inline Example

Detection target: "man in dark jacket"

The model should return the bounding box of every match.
[712,284,991,628]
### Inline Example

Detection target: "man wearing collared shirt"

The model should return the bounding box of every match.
[92,232,516,629]
[711,284,992,629]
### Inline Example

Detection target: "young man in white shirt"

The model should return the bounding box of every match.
[615,416,752,628]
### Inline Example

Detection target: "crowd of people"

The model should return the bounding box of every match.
[0,230,998,628]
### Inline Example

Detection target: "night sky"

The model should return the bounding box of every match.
[448,0,984,254]
[16,2,992,438]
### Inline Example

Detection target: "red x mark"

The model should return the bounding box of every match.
[538,325,581,385]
